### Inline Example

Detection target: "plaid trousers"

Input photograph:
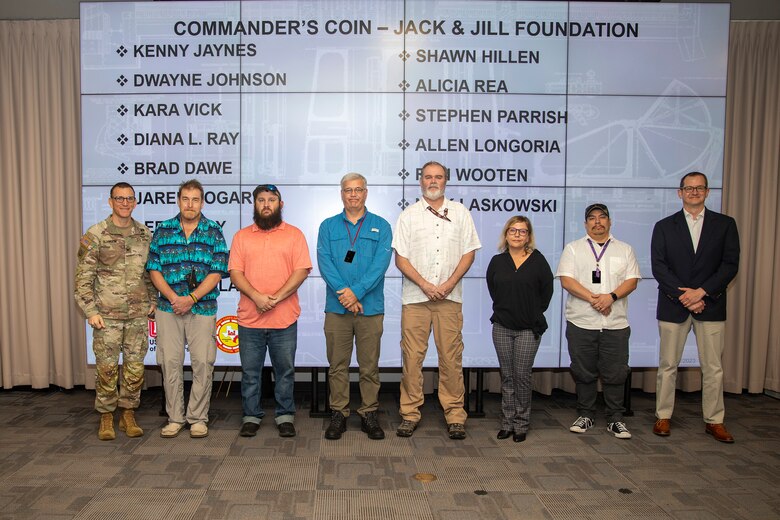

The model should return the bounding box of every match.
[492,323,541,433]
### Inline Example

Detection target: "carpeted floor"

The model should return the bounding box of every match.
[0,383,778,519]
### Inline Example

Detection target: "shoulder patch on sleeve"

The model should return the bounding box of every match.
[78,234,94,258]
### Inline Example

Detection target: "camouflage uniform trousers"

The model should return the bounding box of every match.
[92,316,149,413]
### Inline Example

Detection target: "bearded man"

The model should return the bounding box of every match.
[391,161,481,440]
[229,184,312,438]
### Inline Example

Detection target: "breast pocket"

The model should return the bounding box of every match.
[357,232,379,257]
[99,241,122,266]
[608,256,627,280]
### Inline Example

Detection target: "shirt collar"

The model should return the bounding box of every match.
[684,207,706,221]
[252,221,286,233]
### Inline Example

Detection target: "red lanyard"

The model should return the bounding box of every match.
[344,217,365,249]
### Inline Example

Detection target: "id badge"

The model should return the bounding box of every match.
[344,250,356,263]
[592,269,601,284]
[187,269,198,290]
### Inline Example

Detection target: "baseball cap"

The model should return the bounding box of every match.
[585,203,610,219]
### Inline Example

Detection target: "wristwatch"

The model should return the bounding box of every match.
[610,292,618,301]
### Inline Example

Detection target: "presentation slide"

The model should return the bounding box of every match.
[80,1,729,369]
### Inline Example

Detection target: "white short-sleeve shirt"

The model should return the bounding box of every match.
[556,234,641,330]
[392,198,481,305]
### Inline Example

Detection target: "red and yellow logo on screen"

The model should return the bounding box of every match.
[215,315,239,354]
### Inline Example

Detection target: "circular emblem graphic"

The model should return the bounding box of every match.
[215,315,239,354]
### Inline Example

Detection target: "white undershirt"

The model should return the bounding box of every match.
[684,207,705,253]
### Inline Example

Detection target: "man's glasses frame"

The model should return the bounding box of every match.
[342,187,366,195]
[112,196,135,204]
[681,185,707,193]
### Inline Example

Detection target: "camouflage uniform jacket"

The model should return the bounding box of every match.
[74,216,156,319]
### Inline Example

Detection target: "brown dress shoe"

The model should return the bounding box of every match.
[653,418,670,436]
[705,423,735,443]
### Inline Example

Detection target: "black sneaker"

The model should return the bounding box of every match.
[277,421,296,438]
[239,422,259,437]
[607,421,632,439]
[325,411,347,440]
[360,411,385,440]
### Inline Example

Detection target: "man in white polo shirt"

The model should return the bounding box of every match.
[556,203,641,439]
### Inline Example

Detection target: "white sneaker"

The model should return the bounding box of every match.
[607,421,632,439]
[160,422,184,438]
[190,422,208,438]
[569,416,594,433]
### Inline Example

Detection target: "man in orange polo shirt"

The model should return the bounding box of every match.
[229,184,312,438]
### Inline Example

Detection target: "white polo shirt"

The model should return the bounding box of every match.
[392,198,481,305]
[556,234,641,330]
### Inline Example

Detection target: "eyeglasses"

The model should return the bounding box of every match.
[258,184,279,193]
[507,228,529,236]
[681,185,707,193]
[112,196,135,204]
[342,187,366,195]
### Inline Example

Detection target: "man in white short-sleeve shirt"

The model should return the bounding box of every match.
[391,161,481,440]
[556,203,641,440]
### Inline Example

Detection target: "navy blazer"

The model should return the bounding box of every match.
[651,207,739,323]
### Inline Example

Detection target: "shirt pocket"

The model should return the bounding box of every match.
[357,232,379,257]
[99,240,123,266]
[608,256,627,280]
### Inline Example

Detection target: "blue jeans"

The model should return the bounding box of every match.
[238,322,297,425]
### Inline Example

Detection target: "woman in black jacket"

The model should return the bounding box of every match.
[486,216,554,442]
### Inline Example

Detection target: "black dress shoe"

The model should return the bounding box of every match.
[497,430,512,439]
[325,411,347,440]
[513,432,526,443]
[277,421,296,438]
[360,411,385,440]
[239,422,260,437]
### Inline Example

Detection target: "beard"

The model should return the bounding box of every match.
[253,205,283,230]
[423,186,444,200]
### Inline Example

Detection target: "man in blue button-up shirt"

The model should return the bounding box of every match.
[316,173,392,440]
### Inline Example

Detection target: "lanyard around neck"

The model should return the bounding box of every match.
[427,205,451,222]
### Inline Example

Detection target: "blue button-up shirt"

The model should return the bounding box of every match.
[317,209,392,316]
[146,214,229,316]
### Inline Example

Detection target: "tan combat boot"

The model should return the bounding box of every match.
[118,409,144,438]
[98,412,115,441]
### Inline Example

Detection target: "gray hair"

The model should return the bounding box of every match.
[340,172,367,188]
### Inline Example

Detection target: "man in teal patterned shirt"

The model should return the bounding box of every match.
[147,180,229,439]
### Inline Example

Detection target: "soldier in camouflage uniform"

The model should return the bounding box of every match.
[74,182,156,441]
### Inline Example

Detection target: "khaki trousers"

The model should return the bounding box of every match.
[656,317,726,424]
[399,300,467,424]
[156,310,217,425]
[324,312,383,417]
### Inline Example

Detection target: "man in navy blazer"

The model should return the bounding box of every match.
[650,171,740,443]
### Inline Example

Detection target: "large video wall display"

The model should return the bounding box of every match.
[81,1,729,368]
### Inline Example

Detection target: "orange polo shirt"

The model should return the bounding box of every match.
[228,222,312,329]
